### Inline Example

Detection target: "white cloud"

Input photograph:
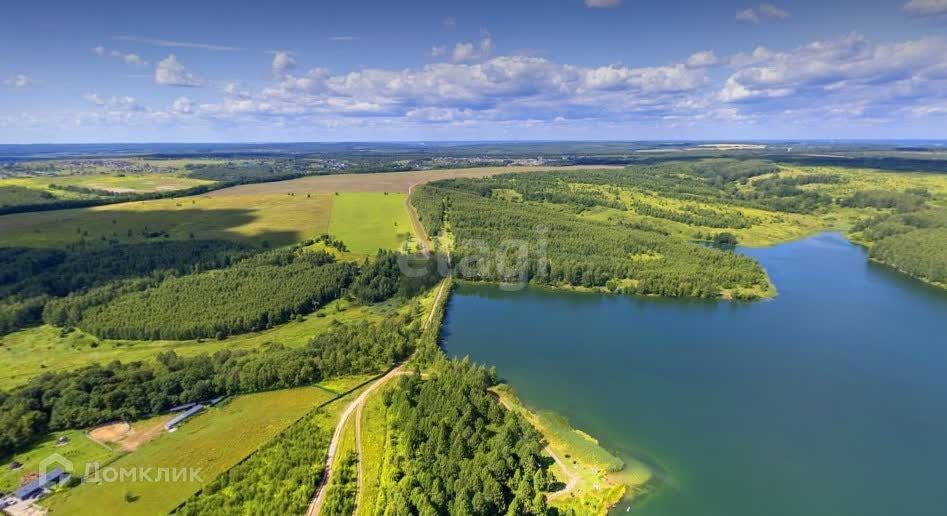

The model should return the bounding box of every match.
[172,96,195,114]
[113,35,240,51]
[93,46,148,67]
[759,3,790,19]
[4,74,33,88]
[737,4,789,23]
[585,0,622,7]
[443,17,456,28]
[271,51,297,78]
[904,0,947,17]
[736,9,759,23]
[155,54,203,87]
[686,50,720,68]
[448,37,494,63]
[720,33,947,107]
[430,45,447,58]
[329,36,357,41]
[84,93,143,112]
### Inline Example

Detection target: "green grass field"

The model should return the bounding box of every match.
[42,386,338,515]
[327,192,418,257]
[0,298,404,390]
[0,429,116,493]
[0,190,418,254]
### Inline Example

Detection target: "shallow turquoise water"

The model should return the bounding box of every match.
[442,233,947,516]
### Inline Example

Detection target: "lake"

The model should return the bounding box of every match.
[442,233,947,516]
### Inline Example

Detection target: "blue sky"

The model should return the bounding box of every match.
[2,0,947,142]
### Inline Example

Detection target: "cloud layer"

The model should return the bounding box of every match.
[27,30,947,140]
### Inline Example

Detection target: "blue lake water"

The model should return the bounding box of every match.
[443,233,947,516]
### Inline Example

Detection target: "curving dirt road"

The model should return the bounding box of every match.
[306,281,447,515]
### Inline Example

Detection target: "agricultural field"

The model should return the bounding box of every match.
[0,192,334,248]
[2,174,212,194]
[327,192,418,256]
[0,189,420,252]
[0,297,401,390]
[41,385,342,515]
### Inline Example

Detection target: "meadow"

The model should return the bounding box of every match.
[327,192,418,257]
[42,385,342,515]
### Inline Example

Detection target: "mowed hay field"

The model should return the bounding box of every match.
[328,192,417,256]
[42,386,338,515]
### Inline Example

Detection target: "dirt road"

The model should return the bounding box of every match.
[307,281,447,515]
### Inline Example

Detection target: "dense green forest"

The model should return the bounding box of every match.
[854,206,947,285]
[0,240,253,335]
[71,250,354,340]
[175,410,331,515]
[413,183,771,298]
[183,160,317,182]
[375,358,553,515]
[0,312,420,458]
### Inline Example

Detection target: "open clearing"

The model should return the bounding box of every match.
[87,416,171,452]
[42,385,341,515]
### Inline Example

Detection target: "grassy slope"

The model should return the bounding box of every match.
[41,385,344,515]
[0,298,403,390]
